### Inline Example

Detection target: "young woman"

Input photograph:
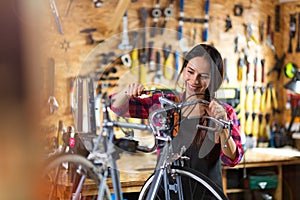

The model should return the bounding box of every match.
[110,44,244,191]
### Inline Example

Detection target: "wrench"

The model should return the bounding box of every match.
[118,11,132,50]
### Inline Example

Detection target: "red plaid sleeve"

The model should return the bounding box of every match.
[220,104,244,167]
[110,93,176,119]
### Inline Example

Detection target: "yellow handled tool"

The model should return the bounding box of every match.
[260,86,266,112]
[131,48,139,75]
[252,113,259,137]
[270,84,278,110]
[245,86,253,111]
[266,83,272,111]
[163,43,173,80]
[245,112,252,136]
[252,86,261,112]
[258,113,265,139]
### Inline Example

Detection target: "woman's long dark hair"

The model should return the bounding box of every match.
[176,44,224,100]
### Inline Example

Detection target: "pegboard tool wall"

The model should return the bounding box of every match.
[41,0,300,140]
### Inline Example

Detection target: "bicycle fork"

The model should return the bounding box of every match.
[145,168,164,200]
[146,167,185,200]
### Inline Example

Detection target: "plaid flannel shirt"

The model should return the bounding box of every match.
[110,93,244,167]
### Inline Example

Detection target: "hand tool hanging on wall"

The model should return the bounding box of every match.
[131,31,139,75]
[244,53,251,83]
[296,12,300,52]
[266,82,280,113]
[177,1,210,40]
[261,59,265,84]
[237,52,245,81]
[96,52,116,71]
[266,15,275,52]
[148,41,156,72]
[253,86,261,112]
[65,0,73,17]
[245,111,252,136]
[178,0,185,40]
[154,51,162,84]
[119,10,133,50]
[265,82,272,111]
[49,0,64,35]
[245,86,253,112]
[203,0,210,42]
[139,7,148,84]
[288,13,297,53]
[80,28,103,45]
[161,0,174,34]
[47,58,59,114]
[163,43,173,80]
[151,0,162,37]
[270,83,279,113]
[225,15,232,32]
[223,58,229,83]
[260,59,266,112]
[265,113,273,147]
[259,21,264,43]
[267,54,285,80]
[260,86,266,112]
[252,113,259,138]
[234,36,239,53]
[244,23,258,44]
[258,113,264,140]
[174,50,180,81]
[253,56,258,83]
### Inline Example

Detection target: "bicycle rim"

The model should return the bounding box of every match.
[138,167,228,200]
[41,154,111,200]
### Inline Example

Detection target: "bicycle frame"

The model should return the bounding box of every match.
[69,91,231,200]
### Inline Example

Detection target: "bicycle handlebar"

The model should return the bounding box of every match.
[148,96,232,148]
[101,91,232,153]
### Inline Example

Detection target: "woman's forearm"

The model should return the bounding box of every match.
[111,89,130,108]
[220,129,237,160]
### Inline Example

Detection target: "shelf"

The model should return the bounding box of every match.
[226,188,247,193]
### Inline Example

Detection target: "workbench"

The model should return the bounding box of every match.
[50,147,300,200]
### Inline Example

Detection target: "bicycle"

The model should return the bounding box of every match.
[137,92,232,200]
[42,90,231,200]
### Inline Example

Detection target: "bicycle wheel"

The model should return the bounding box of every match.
[138,166,228,200]
[41,154,111,200]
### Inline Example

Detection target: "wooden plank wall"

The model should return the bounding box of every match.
[41,0,300,144]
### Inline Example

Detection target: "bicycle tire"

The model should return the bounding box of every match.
[138,166,228,200]
[42,154,111,200]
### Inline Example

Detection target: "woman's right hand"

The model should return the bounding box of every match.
[123,83,145,97]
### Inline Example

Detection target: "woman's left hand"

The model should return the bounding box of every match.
[205,99,228,120]
[205,100,228,143]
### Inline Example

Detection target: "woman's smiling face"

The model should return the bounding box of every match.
[183,56,211,96]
